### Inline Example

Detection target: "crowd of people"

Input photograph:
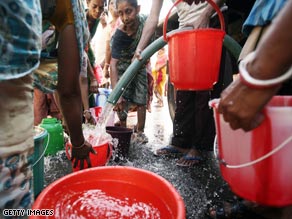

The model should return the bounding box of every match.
[0,0,291,218]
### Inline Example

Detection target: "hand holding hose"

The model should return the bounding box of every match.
[133,48,143,61]
[71,141,97,169]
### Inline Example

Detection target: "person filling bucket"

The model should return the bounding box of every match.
[66,124,113,171]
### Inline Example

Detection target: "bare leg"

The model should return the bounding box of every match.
[57,24,84,147]
[136,105,146,132]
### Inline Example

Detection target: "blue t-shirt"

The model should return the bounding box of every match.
[243,0,287,36]
[0,0,42,81]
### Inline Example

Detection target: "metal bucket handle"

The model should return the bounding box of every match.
[163,0,226,42]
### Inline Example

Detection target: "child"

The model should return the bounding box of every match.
[110,0,149,144]
[81,0,105,125]
[103,0,122,83]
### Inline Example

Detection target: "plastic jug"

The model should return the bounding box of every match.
[40,118,64,156]
[95,88,111,107]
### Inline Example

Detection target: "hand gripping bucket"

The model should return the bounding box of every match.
[66,141,112,172]
[210,96,292,206]
[163,0,225,90]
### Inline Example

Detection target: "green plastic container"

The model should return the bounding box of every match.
[40,118,64,156]
[33,126,48,198]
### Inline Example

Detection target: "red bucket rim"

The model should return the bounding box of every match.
[32,166,186,219]
[168,28,225,41]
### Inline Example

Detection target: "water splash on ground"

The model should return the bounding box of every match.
[43,99,240,219]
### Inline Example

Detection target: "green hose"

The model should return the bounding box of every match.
[223,34,242,60]
[107,33,241,105]
[107,36,167,105]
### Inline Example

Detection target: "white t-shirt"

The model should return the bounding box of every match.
[91,23,108,65]
[170,0,207,28]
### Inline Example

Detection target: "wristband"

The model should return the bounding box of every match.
[72,140,85,149]
[239,52,292,88]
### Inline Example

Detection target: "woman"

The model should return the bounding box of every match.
[110,0,149,144]
[81,0,105,125]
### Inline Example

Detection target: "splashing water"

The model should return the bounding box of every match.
[96,102,115,129]
[80,103,116,146]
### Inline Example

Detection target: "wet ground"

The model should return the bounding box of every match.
[43,97,269,219]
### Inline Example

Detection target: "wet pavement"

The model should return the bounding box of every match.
[43,97,268,219]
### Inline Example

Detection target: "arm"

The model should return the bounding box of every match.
[109,58,119,89]
[103,30,111,78]
[57,25,95,169]
[189,0,225,29]
[134,0,164,60]
[87,55,99,93]
[218,1,292,131]
[110,58,124,111]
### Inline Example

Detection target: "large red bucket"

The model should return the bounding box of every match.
[163,0,225,90]
[31,166,186,219]
[211,96,292,206]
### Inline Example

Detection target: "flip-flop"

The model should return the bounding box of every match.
[154,145,184,157]
[176,154,203,167]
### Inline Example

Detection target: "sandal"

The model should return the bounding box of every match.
[207,200,247,219]
[154,145,186,157]
[176,154,203,167]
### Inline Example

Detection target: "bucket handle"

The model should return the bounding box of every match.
[163,0,225,42]
[32,133,50,167]
[213,134,292,169]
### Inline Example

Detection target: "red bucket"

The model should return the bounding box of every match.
[90,106,102,119]
[163,0,225,90]
[66,141,112,172]
[31,166,186,219]
[211,96,292,206]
